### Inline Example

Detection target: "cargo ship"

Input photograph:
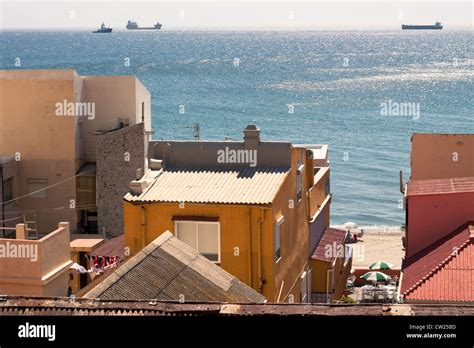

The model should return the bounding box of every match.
[93,23,112,33]
[402,21,443,30]
[126,20,162,30]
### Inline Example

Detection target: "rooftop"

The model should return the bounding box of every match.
[125,167,290,205]
[1,296,472,316]
[83,232,266,303]
[401,222,474,303]
[311,228,347,262]
[406,176,474,197]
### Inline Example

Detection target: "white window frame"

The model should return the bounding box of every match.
[275,216,284,263]
[174,220,221,263]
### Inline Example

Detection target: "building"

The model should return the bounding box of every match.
[83,231,267,303]
[0,155,19,236]
[123,125,350,303]
[410,133,474,180]
[404,176,474,258]
[69,234,126,294]
[0,222,72,296]
[400,133,474,303]
[310,227,352,303]
[401,222,474,303]
[0,69,152,238]
[1,296,472,316]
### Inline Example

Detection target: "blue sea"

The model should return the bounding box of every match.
[1,30,472,226]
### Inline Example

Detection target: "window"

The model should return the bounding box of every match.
[296,163,304,201]
[2,177,13,202]
[275,216,284,262]
[118,117,130,129]
[28,179,48,198]
[175,221,220,262]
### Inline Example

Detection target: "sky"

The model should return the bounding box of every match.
[0,0,472,30]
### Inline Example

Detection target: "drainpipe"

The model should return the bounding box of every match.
[247,207,253,286]
[257,208,265,292]
[140,206,147,249]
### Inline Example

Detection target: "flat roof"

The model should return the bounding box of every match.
[70,239,104,252]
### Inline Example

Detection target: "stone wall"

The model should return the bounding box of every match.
[96,123,145,238]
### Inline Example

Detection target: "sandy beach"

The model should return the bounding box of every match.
[332,226,405,269]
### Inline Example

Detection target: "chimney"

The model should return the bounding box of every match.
[243,124,260,148]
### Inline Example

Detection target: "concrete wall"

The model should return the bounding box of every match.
[0,69,152,235]
[0,70,79,234]
[149,141,292,169]
[271,146,311,303]
[411,133,474,180]
[0,222,72,296]
[96,123,146,238]
[406,192,474,258]
[82,76,151,162]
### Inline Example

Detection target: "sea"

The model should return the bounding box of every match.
[1,29,472,226]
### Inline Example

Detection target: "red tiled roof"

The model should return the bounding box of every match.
[406,176,474,197]
[311,228,347,262]
[401,222,474,303]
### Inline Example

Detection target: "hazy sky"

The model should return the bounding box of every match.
[1,1,472,30]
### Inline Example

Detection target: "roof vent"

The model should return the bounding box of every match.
[149,159,163,171]
[129,180,146,195]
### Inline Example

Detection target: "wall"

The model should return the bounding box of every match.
[82,76,150,162]
[96,123,146,238]
[309,250,352,302]
[0,70,79,234]
[411,133,474,180]
[0,222,72,296]
[0,158,20,233]
[149,140,292,169]
[124,201,277,299]
[271,146,310,303]
[406,192,474,257]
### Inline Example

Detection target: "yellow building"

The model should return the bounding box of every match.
[124,125,349,302]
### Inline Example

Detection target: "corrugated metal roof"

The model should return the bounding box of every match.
[311,228,347,262]
[1,296,474,316]
[406,176,474,196]
[124,167,290,205]
[401,222,474,303]
[83,232,266,303]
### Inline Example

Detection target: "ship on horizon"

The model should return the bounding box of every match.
[126,20,162,30]
[93,23,112,33]
[402,21,443,30]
